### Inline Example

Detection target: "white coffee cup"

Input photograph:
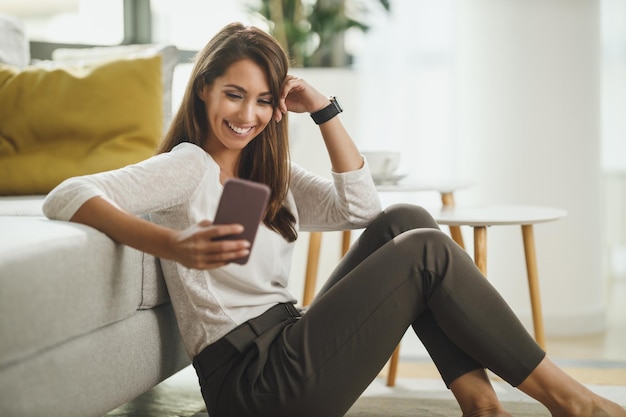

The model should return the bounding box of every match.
[362,151,401,178]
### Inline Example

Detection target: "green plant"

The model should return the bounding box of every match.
[252,0,390,67]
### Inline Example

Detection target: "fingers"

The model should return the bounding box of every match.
[193,241,251,269]
[278,75,306,113]
[274,107,283,123]
[198,223,250,257]
[173,222,251,270]
[276,76,297,117]
[207,223,244,239]
[278,75,329,115]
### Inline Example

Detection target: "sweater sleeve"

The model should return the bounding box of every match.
[43,143,208,221]
[290,157,382,232]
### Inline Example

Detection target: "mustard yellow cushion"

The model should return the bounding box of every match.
[0,55,163,195]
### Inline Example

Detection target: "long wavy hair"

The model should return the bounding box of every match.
[157,23,297,242]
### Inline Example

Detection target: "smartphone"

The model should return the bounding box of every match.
[212,178,271,265]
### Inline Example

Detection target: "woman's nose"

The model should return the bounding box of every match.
[238,101,255,121]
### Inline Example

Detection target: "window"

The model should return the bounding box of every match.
[1,0,125,45]
[149,0,258,51]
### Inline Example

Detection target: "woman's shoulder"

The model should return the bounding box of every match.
[171,142,209,159]
[161,142,216,169]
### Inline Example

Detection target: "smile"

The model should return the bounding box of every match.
[227,122,253,135]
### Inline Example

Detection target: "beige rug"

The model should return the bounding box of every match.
[384,360,626,386]
[345,396,549,416]
[189,398,548,417]
[188,396,626,417]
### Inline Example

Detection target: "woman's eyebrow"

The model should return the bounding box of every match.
[223,84,272,97]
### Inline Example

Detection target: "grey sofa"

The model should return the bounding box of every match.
[0,14,190,417]
[0,196,190,417]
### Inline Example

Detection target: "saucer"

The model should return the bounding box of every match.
[372,173,408,185]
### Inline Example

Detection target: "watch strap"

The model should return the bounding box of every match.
[310,97,343,125]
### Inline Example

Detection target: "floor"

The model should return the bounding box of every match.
[106,280,626,416]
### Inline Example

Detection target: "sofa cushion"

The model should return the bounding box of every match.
[0,55,163,195]
[51,44,179,133]
[0,216,168,369]
[0,195,169,306]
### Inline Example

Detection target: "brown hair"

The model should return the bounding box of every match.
[158,23,296,242]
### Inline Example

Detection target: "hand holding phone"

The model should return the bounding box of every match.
[212,178,271,265]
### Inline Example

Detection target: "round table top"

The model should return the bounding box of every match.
[375,180,473,194]
[433,204,567,226]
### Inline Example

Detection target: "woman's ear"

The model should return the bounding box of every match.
[197,85,209,103]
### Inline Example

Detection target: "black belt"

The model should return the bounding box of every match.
[193,303,301,380]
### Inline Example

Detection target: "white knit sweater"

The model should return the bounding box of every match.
[43,142,382,358]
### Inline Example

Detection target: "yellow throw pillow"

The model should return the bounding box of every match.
[0,55,163,195]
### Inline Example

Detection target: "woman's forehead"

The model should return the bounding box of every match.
[217,59,271,91]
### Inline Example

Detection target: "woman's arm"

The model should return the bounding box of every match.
[69,196,250,270]
[290,162,381,232]
[43,144,251,269]
[277,76,382,231]
[317,108,363,173]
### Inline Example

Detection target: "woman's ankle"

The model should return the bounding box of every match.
[450,369,504,416]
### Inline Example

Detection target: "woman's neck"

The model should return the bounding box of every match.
[203,140,241,183]
[211,152,240,183]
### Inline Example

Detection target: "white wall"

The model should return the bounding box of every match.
[454,0,605,336]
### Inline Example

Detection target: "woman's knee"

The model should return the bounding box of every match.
[358,204,441,250]
[381,203,440,232]
[394,228,465,272]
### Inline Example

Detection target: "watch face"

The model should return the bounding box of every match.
[331,97,343,112]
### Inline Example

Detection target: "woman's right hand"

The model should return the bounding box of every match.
[168,220,251,270]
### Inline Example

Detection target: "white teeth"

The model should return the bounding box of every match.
[228,122,252,134]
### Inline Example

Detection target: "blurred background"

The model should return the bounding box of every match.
[2,0,625,360]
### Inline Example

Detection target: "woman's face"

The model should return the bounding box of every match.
[200,58,274,155]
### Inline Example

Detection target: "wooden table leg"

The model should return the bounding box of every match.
[473,226,487,275]
[386,345,401,387]
[521,225,546,349]
[342,230,351,257]
[303,232,322,306]
[441,192,465,249]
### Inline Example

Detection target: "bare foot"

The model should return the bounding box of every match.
[556,393,626,417]
[589,395,626,417]
[517,358,625,417]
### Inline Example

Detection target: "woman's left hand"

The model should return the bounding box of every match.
[275,75,363,173]
[274,75,330,122]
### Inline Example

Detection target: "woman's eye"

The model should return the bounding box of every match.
[226,92,243,100]
[258,99,273,105]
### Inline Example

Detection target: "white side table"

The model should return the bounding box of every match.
[433,204,567,348]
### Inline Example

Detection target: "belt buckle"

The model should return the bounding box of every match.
[284,303,302,320]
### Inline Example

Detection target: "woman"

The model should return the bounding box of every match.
[43,23,624,417]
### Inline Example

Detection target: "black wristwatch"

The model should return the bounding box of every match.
[310,97,343,125]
